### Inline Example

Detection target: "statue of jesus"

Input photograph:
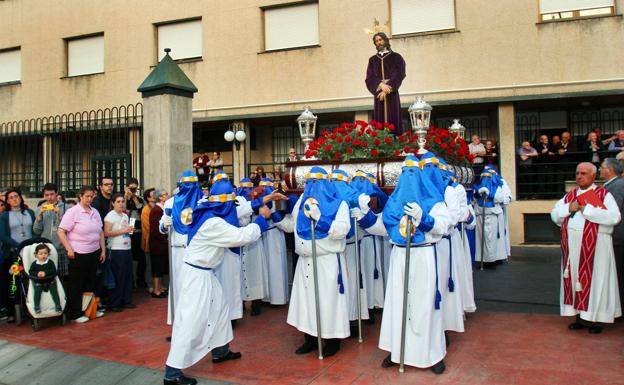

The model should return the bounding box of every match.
[365,32,406,135]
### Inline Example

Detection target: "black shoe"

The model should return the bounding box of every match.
[231,319,237,329]
[166,336,172,342]
[445,332,450,348]
[109,307,123,312]
[381,354,396,368]
[588,325,603,334]
[323,339,341,357]
[431,360,446,374]
[365,313,375,325]
[296,334,318,354]
[124,303,136,309]
[163,375,197,385]
[568,322,586,330]
[250,300,261,316]
[295,341,317,355]
[212,351,242,363]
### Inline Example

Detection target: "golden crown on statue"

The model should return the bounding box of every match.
[364,18,390,37]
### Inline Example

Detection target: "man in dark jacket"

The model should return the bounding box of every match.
[92,177,114,223]
[600,157,624,308]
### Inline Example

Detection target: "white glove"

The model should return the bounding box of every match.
[403,202,423,225]
[358,194,371,215]
[308,204,321,222]
[350,208,363,220]
[478,187,490,196]
[162,215,173,227]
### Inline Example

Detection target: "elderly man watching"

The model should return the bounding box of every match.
[600,158,624,308]
[608,130,624,152]
[551,162,622,334]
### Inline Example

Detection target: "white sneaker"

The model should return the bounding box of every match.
[95,311,104,318]
[74,316,90,324]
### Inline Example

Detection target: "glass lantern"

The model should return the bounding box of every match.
[297,107,318,159]
[408,96,432,154]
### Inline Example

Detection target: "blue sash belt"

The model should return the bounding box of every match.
[185,262,212,271]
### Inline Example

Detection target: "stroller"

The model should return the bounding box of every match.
[13,238,68,330]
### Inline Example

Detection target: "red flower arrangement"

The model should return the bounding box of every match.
[305,121,473,165]
[305,120,397,162]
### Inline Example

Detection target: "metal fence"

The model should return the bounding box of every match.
[0,103,143,197]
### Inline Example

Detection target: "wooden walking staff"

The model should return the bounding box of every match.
[399,215,414,373]
[304,198,324,359]
[351,209,364,343]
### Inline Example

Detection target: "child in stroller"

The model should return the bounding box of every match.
[29,244,62,314]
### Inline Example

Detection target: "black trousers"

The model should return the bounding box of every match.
[67,249,100,320]
[131,231,146,285]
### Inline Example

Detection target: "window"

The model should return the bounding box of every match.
[0,47,21,84]
[539,0,614,21]
[263,2,319,51]
[390,0,456,36]
[67,35,104,77]
[157,19,202,61]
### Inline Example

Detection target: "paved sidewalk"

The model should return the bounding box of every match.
[0,246,622,385]
[0,339,231,385]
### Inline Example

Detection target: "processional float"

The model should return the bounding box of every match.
[283,97,475,366]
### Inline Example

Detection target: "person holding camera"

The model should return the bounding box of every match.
[33,183,68,278]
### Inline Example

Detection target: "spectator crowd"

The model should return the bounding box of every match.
[516,129,624,198]
[0,177,171,324]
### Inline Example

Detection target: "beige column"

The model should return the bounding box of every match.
[142,95,193,192]
[231,121,249,183]
[497,102,522,245]
[354,111,370,122]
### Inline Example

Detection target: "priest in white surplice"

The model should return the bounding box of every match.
[551,162,622,334]
[274,166,351,357]
[355,155,451,374]
[163,180,271,385]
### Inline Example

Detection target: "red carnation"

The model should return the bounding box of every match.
[318,137,326,145]
[361,141,368,148]
[371,131,378,137]
[334,152,342,159]
[434,137,442,144]
[305,149,312,158]
[353,138,362,146]
[321,130,329,136]
[388,124,395,131]
[346,146,353,154]
[365,128,372,135]
[394,149,402,156]
[345,135,352,142]
[384,137,392,144]
[371,149,379,157]
[374,138,381,146]
[447,148,454,155]
[374,122,382,130]
[330,133,337,139]
[337,127,345,134]
[336,137,343,143]
[347,127,354,133]
[357,130,364,137]
[404,146,411,153]
[325,144,332,152]
[441,143,448,149]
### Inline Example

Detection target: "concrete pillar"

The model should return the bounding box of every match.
[354,110,370,122]
[231,121,249,183]
[142,95,193,191]
[137,49,198,192]
[498,103,516,195]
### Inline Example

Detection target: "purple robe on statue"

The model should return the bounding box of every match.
[365,51,406,135]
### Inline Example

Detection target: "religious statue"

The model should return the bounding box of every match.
[365,32,406,135]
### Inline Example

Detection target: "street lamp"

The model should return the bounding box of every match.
[297,106,318,160]
[449,118,466,139]
[224,121,246,150]
[408,96,432,154]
